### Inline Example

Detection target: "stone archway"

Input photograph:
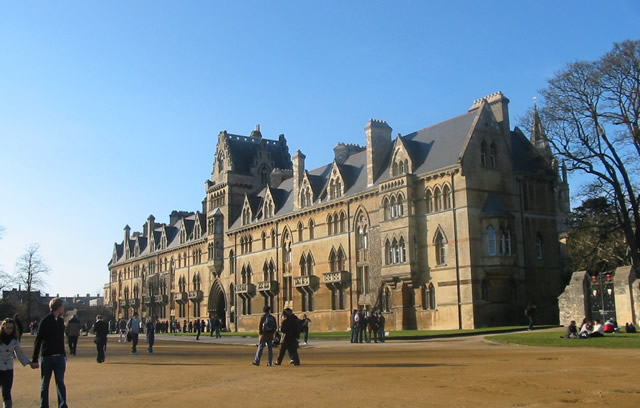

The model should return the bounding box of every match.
[208,280,227,328]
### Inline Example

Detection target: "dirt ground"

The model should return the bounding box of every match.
[11,334,640,407]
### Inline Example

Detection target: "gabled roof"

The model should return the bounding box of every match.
[511,128,555,176]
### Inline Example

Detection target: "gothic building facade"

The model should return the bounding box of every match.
[105,92,570,331]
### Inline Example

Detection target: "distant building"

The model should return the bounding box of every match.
[106,92,570,331]
[2,289,104,311]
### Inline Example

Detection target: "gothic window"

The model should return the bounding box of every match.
[426,189,433,213]
[271,228,276,248]
[306,253,314,276]
[339,212,346,233]
[300,254,308,276]
[263,262,269,282]
[536,233,543,259]
[422,283,436,310]
[337,247,346,271]
[327,214,334,235]
[262,231,267,250]
[268,260,275,281]
[329,249,337,272]
[396,194,404,217]
[260,165,270,185]
[391,196,397,218]
[490,142,497,168]
[434,187,442,212]
[487,226,496,256]
[383,197,391,220]
[399,237,406,263]
[229,250,235,273]
[399,160,405,175]
[392,238,400,264]
[443,185,452,209]
[481,279,489,301]
[481,141,487,167]
[357,225,369,250]
[500,228,512,256]
[308,219,315,240]
[297,222,304,242]
[392,161,398,176]
[435,232,446,265]
[385,240,392,265]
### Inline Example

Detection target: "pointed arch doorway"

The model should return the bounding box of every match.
[208,280,227,329]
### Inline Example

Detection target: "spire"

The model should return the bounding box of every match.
[531,104,553,160]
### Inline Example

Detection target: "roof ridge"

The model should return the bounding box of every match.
[409,110,477,135]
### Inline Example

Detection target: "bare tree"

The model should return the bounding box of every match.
[521,40,640,273]
[14,243,49,321]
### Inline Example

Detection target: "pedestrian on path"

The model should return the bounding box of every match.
[146,316,156,354]
[0,318,38,408]
[275,309,300,366]
[92,315,108,363]
[127,313,140,354]
[252,306,276,366]
[65,315,81,356]
[301,314,311,345]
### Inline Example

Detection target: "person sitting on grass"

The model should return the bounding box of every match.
[590,319,605,337]
[603,318,616,333]
[579,319,592,338]
[564,320,578,338]
[625,322,636,333]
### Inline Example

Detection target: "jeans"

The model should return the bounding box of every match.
[96,338,107,362]
[302,328,309,343]
[350,327,357,343]
[215,328,221,338]
[67,337,78,356]
[0,369,14,404]
[378,327,385,342]
[253,339,273,365]
[131,333,139,353]
[40,355,67,408]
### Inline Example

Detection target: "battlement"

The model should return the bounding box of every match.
[469,91,510,110]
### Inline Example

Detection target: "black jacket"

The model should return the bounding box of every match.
[32,313,66,361]
[93,320,109,340]
[280,315,300,342]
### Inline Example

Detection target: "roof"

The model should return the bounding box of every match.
[226,134,291,174]
[511,128,555,176]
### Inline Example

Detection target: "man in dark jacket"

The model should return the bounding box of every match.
[274,308,300,366]
[32,297,68,408]
[65,315,82,356]
[93,315,109,363]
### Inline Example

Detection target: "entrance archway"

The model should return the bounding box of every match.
[208,280,227,328]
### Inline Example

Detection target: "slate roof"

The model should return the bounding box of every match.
[511,128,555,176]
[226,134,291,174]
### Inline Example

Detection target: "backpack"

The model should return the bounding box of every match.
[262,314,276,333]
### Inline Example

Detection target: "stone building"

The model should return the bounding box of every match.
[105,92,570,331]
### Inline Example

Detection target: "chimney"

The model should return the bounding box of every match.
[250,124,262,139]
[146,215,155,239]
[292,150,306,210]
[124,224,131,242]
[334,143,349,165]
[365,119,392,186]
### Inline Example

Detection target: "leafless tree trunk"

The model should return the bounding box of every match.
[14,243,49,321]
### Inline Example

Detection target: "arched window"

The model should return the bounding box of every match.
[500,228,512,256]
[260,165,270,185]
[337,247,346,271]
[397,194,404,217]
[435,232,446,265]
[398,160,405,174]
[271,229,276,248]
[333,213,339,234]
[392,238,399,264]
[339,212,346,233]
[357,225,369,250]
[329,249,337,272]
[489,142,497,168]
[300,254,308,276]
[229,284,235,306]
[262,231,267,250]
[426,189,433,213]
[487,226,496,256]
[443,185,452,209]
[399,237,406,263]
[535,233,543,259]
[391,196,397,218]
[481,141,487,167]
[241,266,247,284]
[383,197,391,220]
[434,187,442,212]
[263,262,269,282]
[392,161,398,176]
[481,279,489,301]
[229,250,235,274]
[306,253,314,276]
[327,214,334,235]
[308,219,315,240]
[297,222,304,242]
[404,159,409,173]
[385,240,392,265]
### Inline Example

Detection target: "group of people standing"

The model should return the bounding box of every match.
[351,310,386,343]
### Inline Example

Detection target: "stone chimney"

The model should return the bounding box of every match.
[293,150,306,210]
[470,92,511,150]
[365,119,392,186]
[123,225,131,259]
[146,215,155,239]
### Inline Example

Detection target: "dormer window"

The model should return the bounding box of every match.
[242,207,251,225]
[300,186,312,208]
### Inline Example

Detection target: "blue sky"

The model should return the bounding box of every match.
[1,1,638,296]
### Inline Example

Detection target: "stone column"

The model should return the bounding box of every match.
[613,266,639,326]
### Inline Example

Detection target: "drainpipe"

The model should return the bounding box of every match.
[451,171,463,329]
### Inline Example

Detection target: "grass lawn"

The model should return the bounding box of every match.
[487,329,640,349]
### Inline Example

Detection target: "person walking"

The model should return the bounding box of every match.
[92,315,108,364]
[146,317,156,354]
[274,309,300,366]
[350,310,358,343]
[525,304,536,331]
[127,313,140,354]
[252,306,277,366]
[32,297,69,408]
[65,316,81,356]
[215,317,222,338]
[0,318,38,408]
[195,319,202,340]
[377,312,386,343]
[357,309,365,343]
[301,314,311,345]
[118,318,127,343]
